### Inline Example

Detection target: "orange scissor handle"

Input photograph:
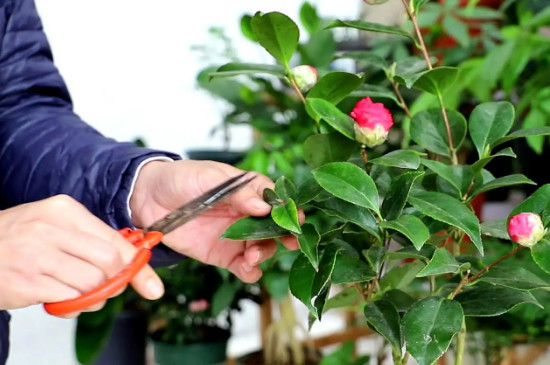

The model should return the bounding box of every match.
[43,228,164,316]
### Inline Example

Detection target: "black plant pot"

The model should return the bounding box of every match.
[186,149,246,166]
[91,310,148,365]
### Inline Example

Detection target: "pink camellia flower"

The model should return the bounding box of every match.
[188,299,210,312]
[350,97,394,148]
[508,212,546,248]
[290,65,318,93]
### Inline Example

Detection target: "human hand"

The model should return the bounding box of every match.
[129,160,301,283]
[0,195,164,315]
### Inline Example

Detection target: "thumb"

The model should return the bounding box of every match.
[130,263,165,300]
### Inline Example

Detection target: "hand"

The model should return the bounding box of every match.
[0,195,164,315]
[129,160,300,283]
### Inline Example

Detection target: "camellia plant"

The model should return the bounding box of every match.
[211,1,550,364]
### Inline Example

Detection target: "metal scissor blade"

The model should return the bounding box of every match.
[144,172,256,235]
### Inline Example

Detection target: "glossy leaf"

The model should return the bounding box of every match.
[410,108,467,157]
[303,133,357,168]
[364,246,387,274]
[379,261,426,292]
[294,175,323,205]
[210,62,286,78]
[308,72,364,105]
[471,147,516,173]
[313,162,380,213]
[337,51,388,70]
[403,297,463,365]
[275,176,296,201]
[299,2,321,34]
[306,98,355,139]
[289,253,316,312]
[263,271,290,300]
[386,245,436,261]
[478,266,550,290]
[349,84,399,104]
[456,286,541,316]
[316,198,381,240]
[240,15,256,42]
[312,244,341,296]
[416,247,460,277]
[332,253,376,284]
[221,216,289,240]
[380,215,430,251]
[492,127,550,150]
[469,101,515,158]
[531,238,550,275]
[381,171,424,221]
[271,199,301,234]
[421,159,462,196]
[298,223,320,268]
[251,12,299,69]
[381,290,415,313]
[263,188,281,206]
[325,19,417,45]
[368,149,422,170]
[324,287,359,311]
[480,219,509,240]
[364,300,403,353]
[314,286,330,320]
[393,57,431,87]
[412,67,459,95]
[471,174,535,197]
[510,184,550,217]
[409,191,483,254]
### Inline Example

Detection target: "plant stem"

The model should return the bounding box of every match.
[449,270,470,300]
[436,92,458,164]
[467,246,525,284]
[400,0,432,70]
[289,76,306,104]
[391,81,412,119]
[455,319,467,365]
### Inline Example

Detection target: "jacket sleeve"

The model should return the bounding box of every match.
[0,0,184,266]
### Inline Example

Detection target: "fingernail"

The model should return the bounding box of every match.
[251,198,270,211]
[253,251,261,265]
[242,263,254,273]
[147,279,164,299]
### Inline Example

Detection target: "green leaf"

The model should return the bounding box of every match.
[210,62,286,78]
[221,216,289,240]
[325,19,417,45]
[381,171,424,221]
[416,247,461,277]
[410,108,467,157]
[442,15,469,48]
[289,253,316,312]
[303,132,357,168]
[297,223,320,268]
[381,290,415,313]
[316,198,381,240]
[368,150,422,170]
[421,159,462,196]
[469,101,515,158]
[336,51,388,71]
[386,245,436,261]
[408,191,483,254]
[510,185,550,217]
[305,98,355,139]
[263,271,290,300]
[294,175,324,205]
[364,300,403,353]
[380,215,430,251]
[271,199,301,234]
[314,286,330,321]
[308,72,364,105]
[349,84,399,104]
[481,219,510,240]
[492,127,550,150]
[364,246,387,274]
[263,188,281,206]
[211,281,241,316]
[76,296,123,364]
[251,12,299,69]
[456,286,541,317]
[403,297,463,365]
[299,2,321,34]
[471,147,516,173]
[523,108,545,154]
[332,253,376,284]
[275,176,296,201]
[393,57,431,87]
[411,0,430,14]
[240,15,257,42]
[379,261,426,292]
[477,266,550,290]
[471,174,535,197]
[320,342,356,365]
[412,67,459,95]
[531,238,550,276]
[312,244,341,296]
[313,162,380,213]
[325,287,359,311]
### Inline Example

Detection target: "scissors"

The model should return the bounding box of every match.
[43,172,255,316]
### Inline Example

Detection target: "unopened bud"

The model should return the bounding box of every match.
[508,212,546,248]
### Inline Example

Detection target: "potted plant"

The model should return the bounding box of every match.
[207,0,550,364]
[148,259,260,365]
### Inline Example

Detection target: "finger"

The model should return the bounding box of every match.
[244,240,278,266]
[28,275,81,304]
[227,172,274,216]
[227,255,263,283]
[129,263,164,300]
[279,235,300,251]
[82,301,107,312]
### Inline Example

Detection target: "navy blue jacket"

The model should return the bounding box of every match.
[0,0,185,362]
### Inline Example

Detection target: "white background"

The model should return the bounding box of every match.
[7,1,361,364]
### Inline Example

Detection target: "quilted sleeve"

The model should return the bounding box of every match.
[0,0,184,266]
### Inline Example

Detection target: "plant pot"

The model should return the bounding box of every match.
[91,310,148,365]
[153,340,228,365]
[185,149,246,166]
[236,348,322,365]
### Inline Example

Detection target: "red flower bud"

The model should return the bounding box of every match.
[508,212,546,248]
[350,97,393,147]
[189,299,210,312]
[290,65,318,93]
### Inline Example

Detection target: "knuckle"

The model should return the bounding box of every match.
[43,194,80,211]
[96,244,124,275]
